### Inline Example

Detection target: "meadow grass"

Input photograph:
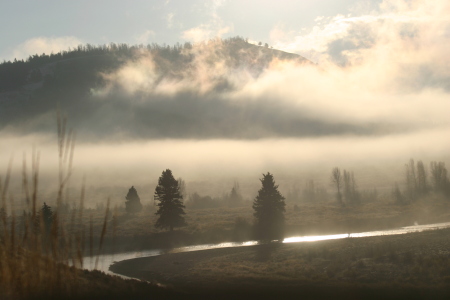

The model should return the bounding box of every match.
[76,192,450,253]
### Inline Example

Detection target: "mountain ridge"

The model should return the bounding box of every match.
[0,37,310,93]
[0,37,399,141]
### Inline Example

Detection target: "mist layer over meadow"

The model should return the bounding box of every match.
[0,0,449,208]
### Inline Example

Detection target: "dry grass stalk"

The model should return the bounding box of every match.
[0,111,109,299]
[1,159,12,249]
[56,109,76,209]
[89,214,93,263]
[9,196,15,254]
[112,206,118,257]
[31,148,40,220]
[95,198,110,270]
[73,177,86,269]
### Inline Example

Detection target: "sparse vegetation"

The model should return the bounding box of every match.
[430,161,450,195]
[331,167,343,205]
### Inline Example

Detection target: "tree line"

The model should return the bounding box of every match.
[329,159,449,206]
[393,159,450,204]
[6,158,450,243]
[120,158,449,241]
[124,169,286,241]
[0,36,303,93]
[0,41,195,91]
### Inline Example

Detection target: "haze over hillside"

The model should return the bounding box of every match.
[0,33,449,207]
[2,35,444,142]
[0,37,317,140]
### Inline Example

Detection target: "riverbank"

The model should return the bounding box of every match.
[110,227,450,299]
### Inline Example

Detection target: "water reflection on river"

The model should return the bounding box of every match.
[81,221,450,277]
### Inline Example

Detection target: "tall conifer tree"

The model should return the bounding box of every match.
[154,169,186,231]
[253,172,286,240]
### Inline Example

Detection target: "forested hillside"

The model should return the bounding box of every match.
[0,37,311,140]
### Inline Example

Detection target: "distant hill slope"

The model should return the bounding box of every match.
[0,37,331,140]
[0,37,391,141]
[0,37,309,93]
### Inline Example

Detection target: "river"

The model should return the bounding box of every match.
[79,221,450,278]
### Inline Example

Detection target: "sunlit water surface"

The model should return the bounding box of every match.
[81,221,450,278]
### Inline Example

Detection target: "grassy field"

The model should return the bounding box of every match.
[2,190,450,300]
[81,192,450,252]
[110,227,450,299]
[2,194,450,300]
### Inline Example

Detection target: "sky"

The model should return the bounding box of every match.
[1,0,381,62]
[1,0,450,205]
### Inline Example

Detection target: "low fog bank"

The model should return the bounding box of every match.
[1,131,449,210]
[1,0,450,210]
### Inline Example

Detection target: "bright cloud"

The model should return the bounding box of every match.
[181,0,233,42]
[270,0,450,68]
[182,26,214,43]
[134,30,156,44]
[166,13,175,28]
[10,36,83,61]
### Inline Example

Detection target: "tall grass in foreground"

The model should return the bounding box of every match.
[0,113,112,300]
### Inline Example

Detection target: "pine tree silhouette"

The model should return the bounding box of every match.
[125,186,143,214]
[154,169,186,231]
[253,173,286,241]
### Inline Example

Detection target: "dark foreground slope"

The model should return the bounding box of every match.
[0,255,184,300]
[111,228,450,300]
